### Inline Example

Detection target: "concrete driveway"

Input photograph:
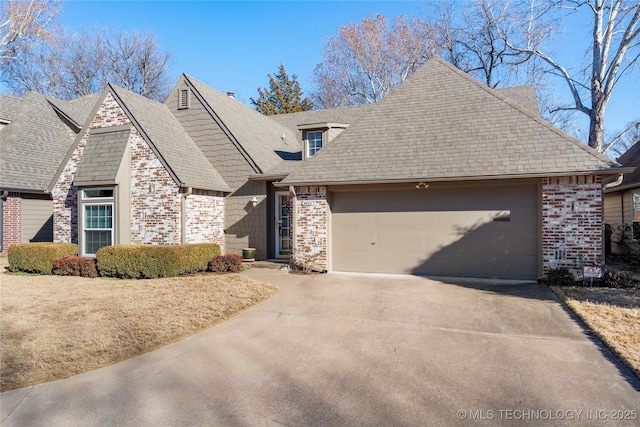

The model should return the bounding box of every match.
[2,269,638,426]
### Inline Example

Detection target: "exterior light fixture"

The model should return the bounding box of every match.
[415,182,429,189]
[250,196,258,208]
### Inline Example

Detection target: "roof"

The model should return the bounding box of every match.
[48,93,101,128]
[0,94,21,123]
[270,103,375,135]
[74,126,130,186]
[184,75,301,173]
[495,85,539,116]
[281,58,622,186]
[109,85,231,192]
[608,141,640,191]
[0,92,81,192]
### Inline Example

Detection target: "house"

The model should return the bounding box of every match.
[4,58,630,279]
[604,141,640,256]
[0,92,99,255]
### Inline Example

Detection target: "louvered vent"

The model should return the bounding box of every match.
[178,89,189,109]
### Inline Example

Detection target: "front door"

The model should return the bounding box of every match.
[275,192,291,258]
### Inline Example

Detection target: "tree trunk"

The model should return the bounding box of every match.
[589,82,606,152]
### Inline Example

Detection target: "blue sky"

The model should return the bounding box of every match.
[59,1,639,144]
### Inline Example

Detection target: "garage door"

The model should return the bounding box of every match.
[330,183,538,279]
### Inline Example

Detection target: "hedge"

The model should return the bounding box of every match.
[209,254,243,273]
[96,243,220,279]
[53,256,98,278]
[8,242,78,275]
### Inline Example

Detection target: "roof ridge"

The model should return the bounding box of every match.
[427,58,617,166]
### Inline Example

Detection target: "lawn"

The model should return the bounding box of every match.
[551,286,640,379]
[0,258,278,392]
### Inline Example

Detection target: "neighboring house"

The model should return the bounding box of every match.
[4,58,631,279]
[0,92,99,255]
[604,141,640,256]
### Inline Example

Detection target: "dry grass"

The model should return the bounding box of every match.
[551,286,640,379]
[0,257,277,391]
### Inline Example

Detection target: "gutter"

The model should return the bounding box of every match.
[180,186,193,244]
[275,168,636,188]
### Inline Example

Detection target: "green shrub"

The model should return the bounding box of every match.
[53,257,98,278]
[96,243,221,279]
[8,243,78,274]
[209,254,243,273]
[175,243,221,274]
[546,267,575,286]
[602,270,635,288]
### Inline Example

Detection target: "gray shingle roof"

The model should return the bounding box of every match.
[609,141,640,191]
[49,93,101,127]
[110,85,230,192]
[270,103,375,136]
[74,127,130,186]
[185,76,301,173]
[0,93,78,192]
[0,94,21,122]
[495,85,539,116]
[281,58,620,185]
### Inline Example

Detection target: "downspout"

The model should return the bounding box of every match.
[602,174,624,190]
[0,191,7,253]
[180,187,193,244]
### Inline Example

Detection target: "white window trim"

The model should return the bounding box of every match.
[306,130,323,158]
[632,190,640,240]
[79,188,115,257]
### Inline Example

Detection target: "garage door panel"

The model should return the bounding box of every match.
[331,183,538,279]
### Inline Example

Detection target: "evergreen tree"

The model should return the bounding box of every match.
[251,64,313,115]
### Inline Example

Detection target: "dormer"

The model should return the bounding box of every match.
[297,122,350,160]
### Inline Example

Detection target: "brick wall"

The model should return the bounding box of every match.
[1,194,21,256]
[292,186,328,271]
[185,190,225,250]
[129,128,182,244]
[53,93,131,244]
[542,175,603,273]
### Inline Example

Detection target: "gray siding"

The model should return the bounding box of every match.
[22,196,53,242]
[168,81,268,258]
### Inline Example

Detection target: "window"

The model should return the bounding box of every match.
[178,89,189,109]
[81,188,114,256]
[306,131,323,157]
[633,191,640,239]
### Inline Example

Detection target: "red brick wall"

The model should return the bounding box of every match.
[542,175,603,274]
[1,194,21,256]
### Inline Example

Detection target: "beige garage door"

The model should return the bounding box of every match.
[330,183,538,279]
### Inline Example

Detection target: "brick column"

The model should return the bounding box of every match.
[2,194,21,256]
[542,175,602,274]
[293,186,328,271]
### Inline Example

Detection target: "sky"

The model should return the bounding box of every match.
[46,1,640,146]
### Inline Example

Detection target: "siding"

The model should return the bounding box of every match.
[604,192,625,225]
[168,81,269,258]
[21,196,53,242]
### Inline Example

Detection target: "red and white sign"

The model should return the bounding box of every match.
[583,266,602,279]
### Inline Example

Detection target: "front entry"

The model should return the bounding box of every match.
[275,191,291,258]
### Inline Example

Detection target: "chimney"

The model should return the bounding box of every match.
[226,92,235,99]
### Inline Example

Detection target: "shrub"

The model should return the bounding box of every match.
[602,270,635,289]
[96,245,181,279]
[8,243,78,275]
[96,243,221,279]
[53,257,98,278]
[209,254,243,273]
[546,267,575,286]
[175,243,221,274]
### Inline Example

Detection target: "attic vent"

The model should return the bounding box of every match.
[178,89,190,110]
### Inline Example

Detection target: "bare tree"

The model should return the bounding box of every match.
[312,14,437,108]
[0,0,60,60]
[501,0,640,152]
[1,26,173,101]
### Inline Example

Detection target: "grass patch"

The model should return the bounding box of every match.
[0,258,277,392]
[551,286,640,379]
